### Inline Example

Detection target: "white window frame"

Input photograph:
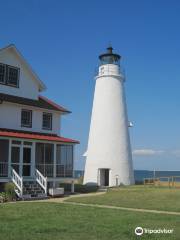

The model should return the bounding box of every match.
[21,109,32,128]
[42,112,52,130]
[7,65,20,88]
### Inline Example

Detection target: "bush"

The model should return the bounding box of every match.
[60,183,98,193]
[135,180,143,185]
[75,184,98,193]
[4,182,16,201]
[0,192,7,203]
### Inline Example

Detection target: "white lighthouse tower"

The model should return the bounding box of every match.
[83,46,134,186]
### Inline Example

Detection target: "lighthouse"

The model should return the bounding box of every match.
[83,46,134,186]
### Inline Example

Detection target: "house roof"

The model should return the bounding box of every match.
[0,128,79,144]
[0,93,71,113]
[0,44,46,92]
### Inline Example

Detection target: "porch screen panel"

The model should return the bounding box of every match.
[45,144,53,177]
[66,145,73,177]
[60,145,67,165]
[45,144,53,164]
[56,145,65,177]
[56,145,73,177]
[56,146,61,164]
[0,140,9,177]
[36,143,45,175]
[35,143,53,177]
[66,146,73,165]
[11,147,20,174]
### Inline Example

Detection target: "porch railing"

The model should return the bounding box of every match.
[36,164,73,178]
[56,164,73,177]
[36,164,53,177]
[0,163,8,177]
[35,169,47,194]
[11,168,23,197]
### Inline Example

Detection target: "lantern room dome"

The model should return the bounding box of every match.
[99,46,121,65]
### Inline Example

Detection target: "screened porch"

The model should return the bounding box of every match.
[0,139,74,180]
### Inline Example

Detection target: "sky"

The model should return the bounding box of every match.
[0,0,180,170]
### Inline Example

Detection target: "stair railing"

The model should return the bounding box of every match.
[35,169,47,194]
[11,168,23,197]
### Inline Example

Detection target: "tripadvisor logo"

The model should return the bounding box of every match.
[135,227,143,236]
[135,226,174,236]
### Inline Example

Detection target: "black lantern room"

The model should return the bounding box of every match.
[99,46,121,66]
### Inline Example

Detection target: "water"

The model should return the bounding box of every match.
[74,170,180,182]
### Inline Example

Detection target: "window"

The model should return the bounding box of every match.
[42,113,52,130]
[0,63,5,83]
[0,63,19,87]
[7,66,19,87]
[21,109,32,128]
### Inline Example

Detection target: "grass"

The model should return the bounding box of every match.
[0,202,180,240]
[66,185,180,212]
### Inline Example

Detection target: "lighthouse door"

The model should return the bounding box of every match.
[104,169,109,186]
[99,169,109,186]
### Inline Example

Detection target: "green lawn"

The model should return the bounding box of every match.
[0,202,180,240]
[66,185,180,212]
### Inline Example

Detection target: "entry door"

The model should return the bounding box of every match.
[104,169,109,186]
[23,147,31,177]
[99,169,109,186]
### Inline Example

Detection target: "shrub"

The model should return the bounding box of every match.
[135,180,143,185]
[60,183,98,193]
[75,184,98,193]
[4,182,16,201]
[0,192,7,203]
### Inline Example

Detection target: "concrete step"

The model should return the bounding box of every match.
[24,187,42,191]
[98,187,108,192]
[22,194,48,201]
[22,181,46,199]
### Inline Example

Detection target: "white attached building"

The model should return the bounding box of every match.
[0,44,79,198]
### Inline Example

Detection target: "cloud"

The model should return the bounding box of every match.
[133,149,180,157]
[171,150,180,157]
[132,149,165,156]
